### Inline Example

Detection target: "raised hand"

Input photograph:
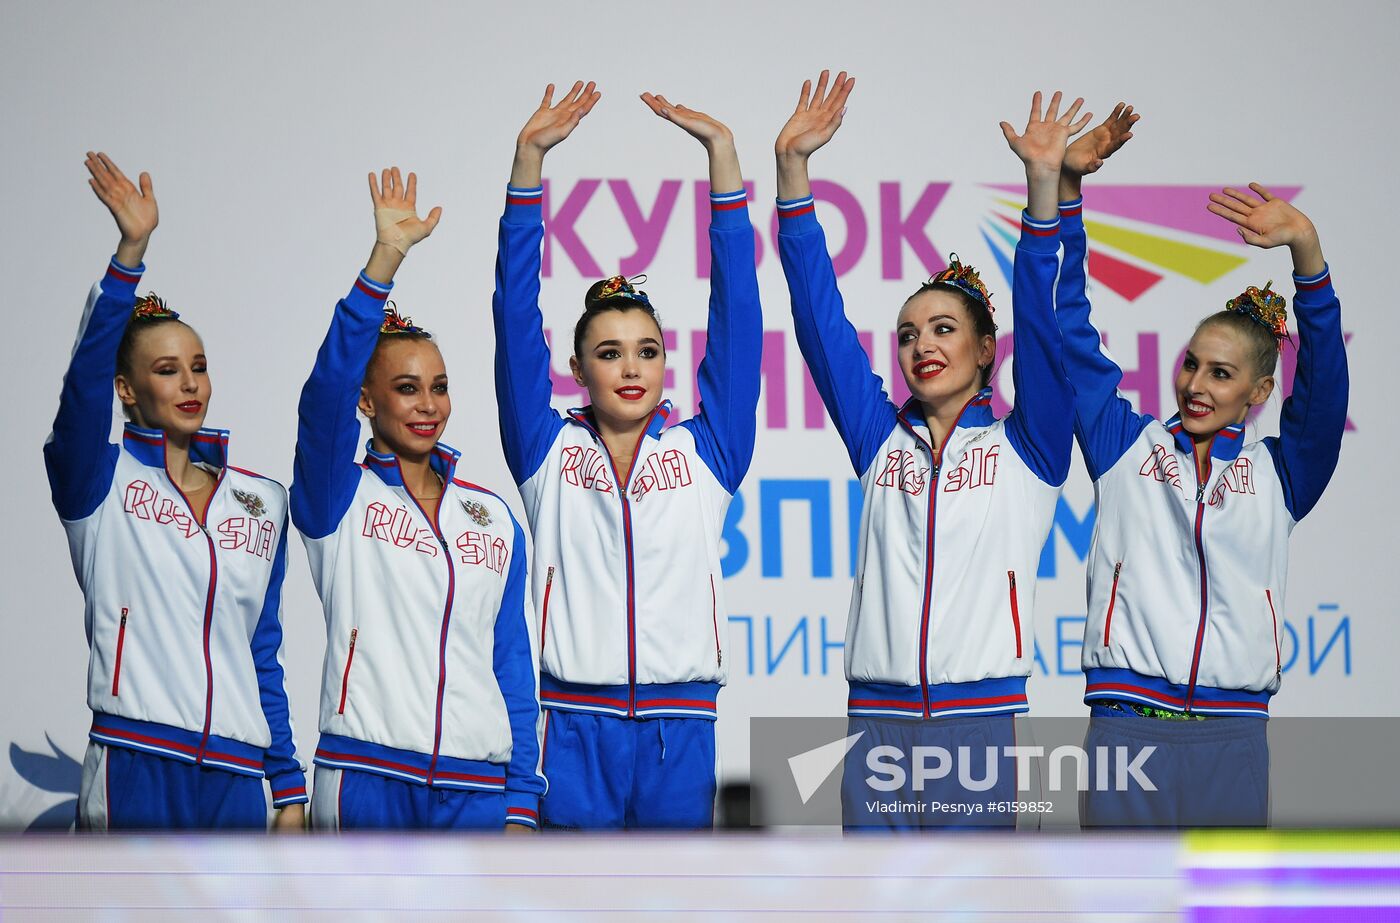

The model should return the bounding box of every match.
[640,92,735,149]
[1000,91,1091,175]
[1064,103,1139,178]
[1208,183,1323,275]
[640,92,741,193]
[1001,91,1092,221]
[370,166,442,256]
[86,152,157,266]
[516,81,601,156]
[775,70,856,160]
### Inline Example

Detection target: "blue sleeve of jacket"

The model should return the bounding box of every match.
[44,259,142,521]
[494,512,546,828]
[678,189,763,494]
[1055,199,1150,480]
[290,272,390,539]
[1003,211,1074,486]
[775,196,898,474]
[248,509,308,806]
[1264,265,1348,521]
[493,185,566,486]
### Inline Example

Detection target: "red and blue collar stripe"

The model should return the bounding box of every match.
[122,423,230,470]
[566,399,674,442]
[1164,415,1246,462]
[361,439,461,488]
[897,387,996,432]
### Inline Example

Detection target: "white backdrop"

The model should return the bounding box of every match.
[2,0,1394,828]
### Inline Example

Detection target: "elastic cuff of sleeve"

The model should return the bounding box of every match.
[709,188,750,228]
[775,195,819,233]
[1018,210,1061,252]
[504,792,541,828]
[350,270,393,306]
[103,257,144,292]
[1293,263,1331,292]
[269,772,310,807]
[1057,198,1085,231]
[504,183,545,224]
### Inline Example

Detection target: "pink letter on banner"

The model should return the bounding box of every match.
[767,180,868,278]
[695,180,761,278]
[543,179,603,278]
[880,182,951,280]
[1108,331,1161,421]
[610,179,682,277]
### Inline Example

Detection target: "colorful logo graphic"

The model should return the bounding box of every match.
[977,184,1302,300]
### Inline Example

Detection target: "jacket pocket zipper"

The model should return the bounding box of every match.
[1103,561,1123,646]
[711,575,723,668]
[1265,589,1281,677]
[111,607,129,696]
[1007,571,1023,658]
[540,567,555,655]
[337,628,358,715]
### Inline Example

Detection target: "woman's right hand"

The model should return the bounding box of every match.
[86,151,157,267]
[775,70,855,201]
[511,81,601,188]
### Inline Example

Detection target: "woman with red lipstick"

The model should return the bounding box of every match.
[774,76,1083,829]
[493,81,761,828]
[1055,114,1348,826]
[46,153,307,829]
[292,168,545,831]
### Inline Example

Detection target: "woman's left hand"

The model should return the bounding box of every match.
[640,93,734,150]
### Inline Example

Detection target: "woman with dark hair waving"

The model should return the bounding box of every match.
[774,75,1083,828]
[48,153,306,829]
[292,168,544,831]
[1054,107,1348,826]
[493,81,761,828]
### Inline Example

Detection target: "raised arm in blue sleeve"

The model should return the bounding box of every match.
[678,189,762,494]
[249,511,308,807]
[1055,199,1150,479]
[290,272,390,539]
[775,196,898,474]
[494,513,546,828]
[493,185,566,486]
[1264,265,1348,521]
[44,259,142,521]
[1003,212,1073,486]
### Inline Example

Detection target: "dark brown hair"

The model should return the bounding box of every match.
[573,280,665,358]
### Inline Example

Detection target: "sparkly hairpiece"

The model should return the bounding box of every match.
[593,274,652,308]
[380,301,431,338]
[1225,281,1289,346]
[924,254,995,314]
[131,293,180,321]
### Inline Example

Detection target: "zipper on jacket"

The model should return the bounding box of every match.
[1102,562,1123,646]
[909,393,980,719]
[569,410,658,717]
[1007,572,1022,659]
[1265,589,1281,679]
[1184,442,1215,713]
[337,628,359,715]
[710,575,722,668]
[164,458,226,763]
[111,607,129,696]
[539,567,555,656]
[398,459,456,786]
